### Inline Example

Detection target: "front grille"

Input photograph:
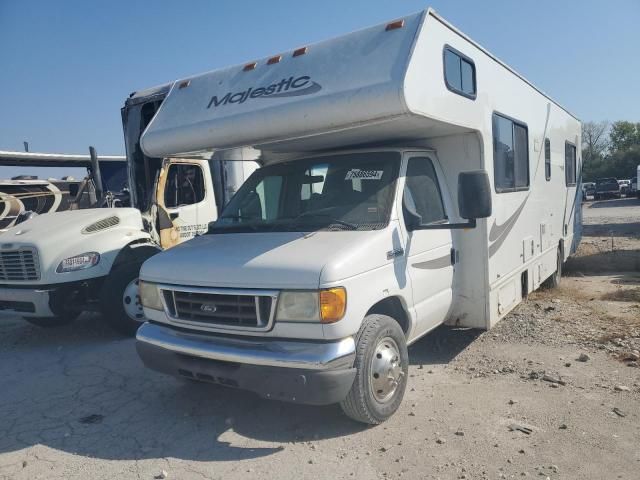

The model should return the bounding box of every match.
[0,248,40,281]
[162,288,276,330]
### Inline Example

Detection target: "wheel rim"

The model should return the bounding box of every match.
[370,336,404,403]
[122,278,144,322]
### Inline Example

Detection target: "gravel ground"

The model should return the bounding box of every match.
[0,199,638,480]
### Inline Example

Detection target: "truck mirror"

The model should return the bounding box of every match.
[68,184,79,198]
[458,170,492,220]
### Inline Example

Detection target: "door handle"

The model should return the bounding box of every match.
[169,212,179,220]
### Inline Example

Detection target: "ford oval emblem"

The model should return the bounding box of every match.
[200,304,217,313]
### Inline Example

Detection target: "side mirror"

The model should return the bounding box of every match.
[68,183,79,198]
[458,170,492,220]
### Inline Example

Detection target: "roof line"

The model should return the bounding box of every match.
[427,8,580,122]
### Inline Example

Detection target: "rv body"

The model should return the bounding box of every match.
[134,9,582,422]
[0,88,257,334]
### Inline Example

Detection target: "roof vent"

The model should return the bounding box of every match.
[82,215,120,234]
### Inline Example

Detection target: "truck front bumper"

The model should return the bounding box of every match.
[0,286,55,317]
[136,322,357,405]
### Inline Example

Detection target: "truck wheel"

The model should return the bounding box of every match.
[340,314,408,424]
[100,262,145,336]
[23,312,79,328]
[543,247,563,289]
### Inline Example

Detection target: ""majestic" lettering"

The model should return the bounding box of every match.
[207,75,321,109]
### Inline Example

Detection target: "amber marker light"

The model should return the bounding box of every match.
[385,19,405,31]
[293,46,308,57]
[320,287,347,323]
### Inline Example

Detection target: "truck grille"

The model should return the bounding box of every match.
[0,248,40,281]
[161,287,277,331]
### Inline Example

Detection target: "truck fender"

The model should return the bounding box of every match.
[110,241,162,272]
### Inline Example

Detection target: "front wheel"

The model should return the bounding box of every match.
[100,262,145,335]
[340,314,408,424]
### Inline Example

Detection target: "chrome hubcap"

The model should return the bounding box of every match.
[123,278,144,322]
[370,337,404,403]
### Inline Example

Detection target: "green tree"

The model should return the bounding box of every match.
[608,121,640,153]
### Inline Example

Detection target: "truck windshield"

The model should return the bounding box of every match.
[209,152,400,233]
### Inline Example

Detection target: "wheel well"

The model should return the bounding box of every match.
[111,241,161,270]
[366,297,410,334]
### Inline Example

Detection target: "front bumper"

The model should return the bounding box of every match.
[0,286,54,317]
[136,322,357,405]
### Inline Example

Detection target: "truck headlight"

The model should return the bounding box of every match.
[276,291,319,321]
[56,252,100,273]
[139,281,163,311]
[276,287,346,323]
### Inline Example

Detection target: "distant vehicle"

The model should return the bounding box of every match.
[630,177,637,196]
[594,178,620,200]
[582,182,596,200]
[618,179,631,196]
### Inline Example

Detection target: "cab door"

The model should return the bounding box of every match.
[400,154,454,340]
[155,159,216,249]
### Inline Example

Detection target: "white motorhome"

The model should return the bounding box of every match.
[0,86,257,334]
[135,9,582,423]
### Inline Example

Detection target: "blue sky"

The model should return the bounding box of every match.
[1,0,638,178]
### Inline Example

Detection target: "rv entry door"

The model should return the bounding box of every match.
[155,159,216,249]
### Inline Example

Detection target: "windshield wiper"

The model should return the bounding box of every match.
[275,211,358,231]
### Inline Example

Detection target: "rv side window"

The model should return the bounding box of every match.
[443,46,476,99]
[164,163,205,208]
[402,157,447,226]
[492,113,530,192]
[565,142,577,186]
[545,138,551,181]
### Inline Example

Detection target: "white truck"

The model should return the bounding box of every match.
[135,8,582,423]
[0,84,257,334]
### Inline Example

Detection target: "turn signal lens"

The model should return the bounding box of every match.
[320,287,347,323]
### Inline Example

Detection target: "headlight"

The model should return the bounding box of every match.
[276,291,319,322]
[56,252,100,273]
[276,287,346,323]
[139,281,163,311]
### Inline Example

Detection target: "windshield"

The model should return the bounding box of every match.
[209,152,400,233]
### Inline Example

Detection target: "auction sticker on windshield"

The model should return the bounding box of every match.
[345,169,383,180]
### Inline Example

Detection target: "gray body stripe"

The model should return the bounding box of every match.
[412,254,451,270]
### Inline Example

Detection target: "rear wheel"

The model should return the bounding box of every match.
[340,314,408,424]
[543,247,563,289]
[100,262,146,336]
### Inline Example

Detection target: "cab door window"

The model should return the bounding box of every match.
[164,164,205,207]
[402,157,447,226]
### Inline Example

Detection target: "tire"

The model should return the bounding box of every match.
[23,312,79,328]
[340,314,408,425]
[99,262,145,336]
[542,247,563,289]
